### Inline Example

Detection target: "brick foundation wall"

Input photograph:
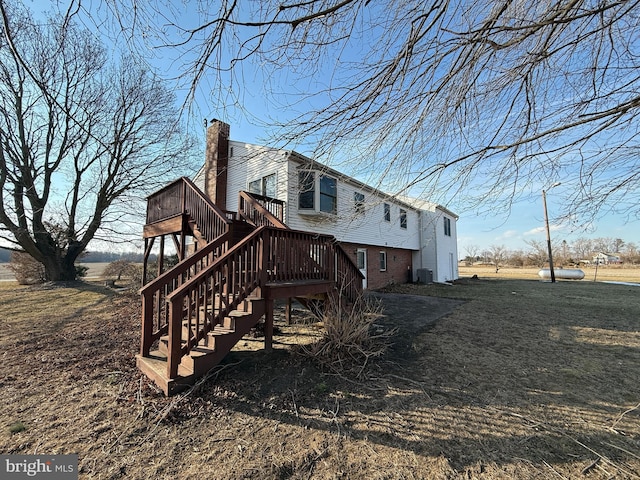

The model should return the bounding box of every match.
[339,242,413,290]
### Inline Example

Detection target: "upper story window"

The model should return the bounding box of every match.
[444,217,451,236]
[298,171,337,214]
[354,192,365,214]
[383,203,391,222]
[319,175,337,214]
[248,173,276,198]
[400,209,407,229]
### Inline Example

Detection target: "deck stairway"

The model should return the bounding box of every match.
[136,178,363,395]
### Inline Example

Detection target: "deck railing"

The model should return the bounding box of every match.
[140,232,231,356]
[238,191,288,229]
[140,178,233,356]
[165,227,267,378]
[334,243,364,303]
[146,177,230,242]
[162,226,363,378]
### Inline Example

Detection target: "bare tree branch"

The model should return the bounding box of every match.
[0,2,197,280]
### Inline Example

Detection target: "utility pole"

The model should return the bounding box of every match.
[542,182,561,283]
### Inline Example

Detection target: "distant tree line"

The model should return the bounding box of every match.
[0,248,153,264]
[464,237,640,271]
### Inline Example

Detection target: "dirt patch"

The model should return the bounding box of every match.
[0,281,638,479]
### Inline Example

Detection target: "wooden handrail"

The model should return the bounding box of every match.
[139,232,231,356]
[334,242,364,303]
[146,177,231,238]
[238,191,288,229]
[165,227,268,377]
[140,178,363,379]
[140,178,232,357]
[162,226,363,378]
[182,177,231,242]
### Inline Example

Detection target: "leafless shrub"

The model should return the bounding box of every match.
[301,293,396,376]
[7,252,47,285]
[102,260,143,288]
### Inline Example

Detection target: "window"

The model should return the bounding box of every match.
[319,175,337,214]
[248,173,276,198]
[383,203,390,222]
[298,171,337,214]
[400,209,407,229]
[354,192,365,213]
[444,217,451,236]
[248,179,261,195]
[379,251,387,271]
[298,171,315,209]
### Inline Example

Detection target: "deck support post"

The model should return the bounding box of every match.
[264,296,274,353]
[286,297,292,325]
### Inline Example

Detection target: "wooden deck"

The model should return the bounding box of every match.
[138,182,363,395]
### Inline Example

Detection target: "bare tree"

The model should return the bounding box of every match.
[0,3,196,281]
[488,244,507,273]
[525,239,553,268]
[463,244,479,265]
[108,0,640,222]
[621,242,639,265]
[592,237,619,254]
[559,239,570,266]
[612,238,625,253]
[507,249,527,267]
[571,237,594,262]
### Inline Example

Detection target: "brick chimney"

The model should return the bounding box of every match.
[204,120,230,210]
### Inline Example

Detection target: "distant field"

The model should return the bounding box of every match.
[2,262,639,284]
[459,264,640,284]
[0,262,109,282]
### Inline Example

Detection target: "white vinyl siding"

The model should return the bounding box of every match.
[286,163,420,250]
[224,142,288,213]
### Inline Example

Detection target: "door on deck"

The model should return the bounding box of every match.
[356,248,367,289]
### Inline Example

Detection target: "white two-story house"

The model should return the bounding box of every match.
[194,120,458,289]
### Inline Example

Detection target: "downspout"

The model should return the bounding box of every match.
[432,213,438,282]
[418,210,425,272]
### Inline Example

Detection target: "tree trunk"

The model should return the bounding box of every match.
[41,256,79,282]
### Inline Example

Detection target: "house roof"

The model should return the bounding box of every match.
[395,195,459,219]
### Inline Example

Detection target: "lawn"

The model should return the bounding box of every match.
[0,278,638,479]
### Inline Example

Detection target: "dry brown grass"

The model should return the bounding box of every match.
[0,278,638,479]
[460,264,640,283]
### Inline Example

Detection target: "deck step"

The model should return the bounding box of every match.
[136,351,195,395]
[141,296,267,395]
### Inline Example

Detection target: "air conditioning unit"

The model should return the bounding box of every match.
[416,268,433,284]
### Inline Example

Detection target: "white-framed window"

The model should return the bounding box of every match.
[383,203,391,222]
[444,217,451,236]
[248,173,276,198]
[298,171,337,214]
[400,209,407,229]
[379,251,387,271]
[354,192,365,214]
